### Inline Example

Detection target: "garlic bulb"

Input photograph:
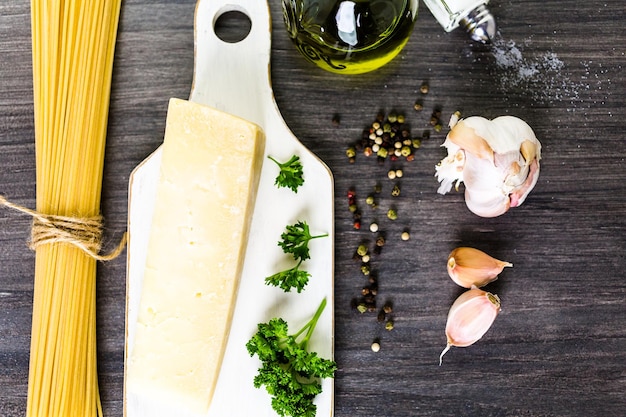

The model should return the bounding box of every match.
[439,288,501,365]
[435,115,542,217]
[447,247,512,288]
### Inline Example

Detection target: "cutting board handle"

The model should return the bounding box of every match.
[190,0,274,127]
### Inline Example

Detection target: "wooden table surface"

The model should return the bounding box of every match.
[1,0,625,416]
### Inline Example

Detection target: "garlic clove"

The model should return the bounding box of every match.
[447,120,494,161]
[439,288,501,365]
[447,247,512,288]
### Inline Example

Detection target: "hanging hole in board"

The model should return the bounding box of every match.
[214,9,252,43]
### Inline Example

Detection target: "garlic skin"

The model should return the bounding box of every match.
[439,288,501,365]
[435,115,542,217]
[447,247,512,288]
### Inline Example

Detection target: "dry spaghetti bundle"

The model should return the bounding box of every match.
[28,1,122,416]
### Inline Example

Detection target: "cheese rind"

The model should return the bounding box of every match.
[127,98,265,414]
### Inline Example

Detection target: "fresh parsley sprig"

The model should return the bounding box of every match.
[265,260,310,293]
[246,298,336,417]
[278,221,328,261]
[268,154,304,193]
[266,221,328,293]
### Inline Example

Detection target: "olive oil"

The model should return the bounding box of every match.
[283,0,418,74]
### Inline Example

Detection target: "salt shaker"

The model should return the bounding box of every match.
[422,0,496,43]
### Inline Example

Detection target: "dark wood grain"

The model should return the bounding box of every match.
[1,0,625,416]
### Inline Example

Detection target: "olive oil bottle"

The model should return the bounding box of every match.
[282,0,419,74]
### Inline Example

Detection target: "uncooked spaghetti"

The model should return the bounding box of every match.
[28,1,122,416]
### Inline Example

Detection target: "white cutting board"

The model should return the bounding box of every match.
[123,0,335,416]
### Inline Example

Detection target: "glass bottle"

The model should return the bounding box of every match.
[282,0,419,74]
[421,0,496,43]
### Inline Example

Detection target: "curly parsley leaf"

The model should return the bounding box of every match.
[278,221,328,261]
[268,155,305,193]
[265,260,310,293]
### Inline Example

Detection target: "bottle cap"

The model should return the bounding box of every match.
[460,4,497,43]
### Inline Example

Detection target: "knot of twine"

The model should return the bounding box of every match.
[0,195,127,262]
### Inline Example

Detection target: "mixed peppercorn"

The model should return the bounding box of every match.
[347,183,398,344]
[345,111,420,164]
[339,82,447,352]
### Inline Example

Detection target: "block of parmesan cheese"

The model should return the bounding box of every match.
[127,98,265,414]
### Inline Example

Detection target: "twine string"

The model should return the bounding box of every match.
[0,195,127,262]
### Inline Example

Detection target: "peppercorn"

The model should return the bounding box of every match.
[362,287,371,296]
[377,147,389,158]
[353,220,361,230]
[413,100,423,111]
[387,170,396,180]
[385,320,394,331]
[383,301,393,314]
[412,138,421,148]
[391,185,400,197]
[369,222,379,233]
[388,112,397,123]
[395,169,403,178]
[369,284,378,296]
[397,114,405,124]
[420,82,429,94]
[357,303,368,314]
[357,244,368,257]
[387,208,397,220]
[365,195,375,205]
[434,123,443,132]
[371,339,381,352]
[360,265,370,275]
[346,147,356,158]
[361,254,370,263]
[401,146,411,157]
[401,231,410,241]
[374,183,382,193]
[332,114,341,126]
[348,204,357,213]
[377,309,386,322]
[363,146,373,157]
